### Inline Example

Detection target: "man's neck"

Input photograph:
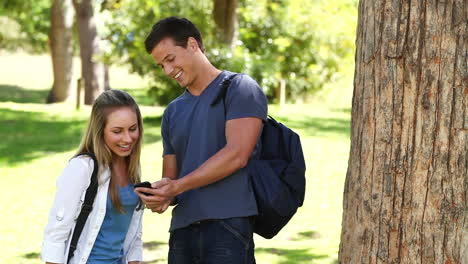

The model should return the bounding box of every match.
[187,64,222,96]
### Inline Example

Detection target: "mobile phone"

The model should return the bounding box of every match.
[134,181,153,195]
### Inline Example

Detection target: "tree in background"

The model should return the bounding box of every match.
[103,0,220,104]
[240,0,357,103]
[104,0,356,105]
[0,0,50,52]
[340,0,467,263]
[0,0,74,103]
[1,0,108,104]
[213,0,238,49]
[73,0,108,105]
[47,0,75,103]
[1,0,357,106]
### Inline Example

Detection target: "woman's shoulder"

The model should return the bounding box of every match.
[68,154,96,171]
[53,155,99,192]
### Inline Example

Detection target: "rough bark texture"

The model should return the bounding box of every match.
[213,0,238,48]
[339,0,467,263]
[47,0,74,103]
[73,0,106,105]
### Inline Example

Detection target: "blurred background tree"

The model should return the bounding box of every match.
[1,0,357,105]
[73,0,109,104]
[48,0,74,103]
[0,0,50,52]
[103,0,357,105]
[1,0,108,104]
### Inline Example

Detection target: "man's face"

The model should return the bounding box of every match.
[150,37,196,88]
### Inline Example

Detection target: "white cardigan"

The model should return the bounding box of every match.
[41,156,143,264]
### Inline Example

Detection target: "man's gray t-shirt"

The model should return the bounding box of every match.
[161,71,268,231]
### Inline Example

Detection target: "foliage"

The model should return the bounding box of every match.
[104,0,357,105]
[0,0,50,52]
[102,0,222,105]
[239,0,357,102]
[0,0,357,104]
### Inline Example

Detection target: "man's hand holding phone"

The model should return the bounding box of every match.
[133,181,154,196]
[134,180,174,214]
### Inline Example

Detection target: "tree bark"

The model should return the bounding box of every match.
[73,0,107,105]
[47,0,74,103]
[213,0,238,49]
[339,0,467,263]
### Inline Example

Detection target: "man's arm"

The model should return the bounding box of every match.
[177,117,262,189]
[162,154,178,181]
[140,117,262,203]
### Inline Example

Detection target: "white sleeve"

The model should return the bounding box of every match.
[41,157,93,263]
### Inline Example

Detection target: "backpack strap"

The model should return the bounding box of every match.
[210,73,240,116]
[67,152,99,263]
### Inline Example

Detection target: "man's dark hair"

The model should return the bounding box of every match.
[144,16,205,54]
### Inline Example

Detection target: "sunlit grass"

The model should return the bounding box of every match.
[0,101,350,264]
[0,52,353,264]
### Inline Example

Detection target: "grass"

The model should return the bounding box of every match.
[0,52,353,264]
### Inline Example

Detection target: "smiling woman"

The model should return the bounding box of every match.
[104,107,140,159]
[41,89,146,264]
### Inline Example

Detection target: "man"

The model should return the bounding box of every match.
[135,16,267,264]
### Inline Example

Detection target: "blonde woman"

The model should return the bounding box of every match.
[42,90,144,264]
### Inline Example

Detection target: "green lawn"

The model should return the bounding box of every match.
[0,52,353,264]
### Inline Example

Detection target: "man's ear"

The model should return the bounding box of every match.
[187,37,199,51]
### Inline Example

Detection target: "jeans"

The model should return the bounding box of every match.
[168,217,256,264]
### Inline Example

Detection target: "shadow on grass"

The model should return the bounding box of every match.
[142,240,168,263]
[143,115,162,143]
[0,108,84,164]
[330,107,352,114]
[256,247,328,264]
[143,240,167,250]
[0,84,48,104]
[143,115,162,126]
[292,230,321,241]
[0,108,163,165]
[0,84,157,106]
[274,115,350,138]
[145,133,162,144]
[122,87,156,106]
[21,252,40,259]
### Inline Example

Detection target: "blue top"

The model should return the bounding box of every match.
[87,184,139,264]
[162,71,268,231]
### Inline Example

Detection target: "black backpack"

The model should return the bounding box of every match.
[211,73,306,239]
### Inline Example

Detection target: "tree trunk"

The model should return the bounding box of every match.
[73,0,106,105]
[339,0,467,263]
[277,78,286,107]
[213,0,238,49]
[104,65,110,91]
[47,0,74,103]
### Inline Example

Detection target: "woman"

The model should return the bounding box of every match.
[41,90,144,264]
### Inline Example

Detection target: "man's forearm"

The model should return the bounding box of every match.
[174,118,262,195]
[176,144,248,194]
[151,117,262,200]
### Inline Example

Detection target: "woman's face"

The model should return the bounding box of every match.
[103,106,140,158]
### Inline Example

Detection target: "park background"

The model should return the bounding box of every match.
[0,0,358,263]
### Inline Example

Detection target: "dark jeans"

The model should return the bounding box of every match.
[168,217,256,264]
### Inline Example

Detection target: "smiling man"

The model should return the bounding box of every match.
[135,16,267,264]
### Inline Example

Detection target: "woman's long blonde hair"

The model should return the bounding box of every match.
[76,89,143,212]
